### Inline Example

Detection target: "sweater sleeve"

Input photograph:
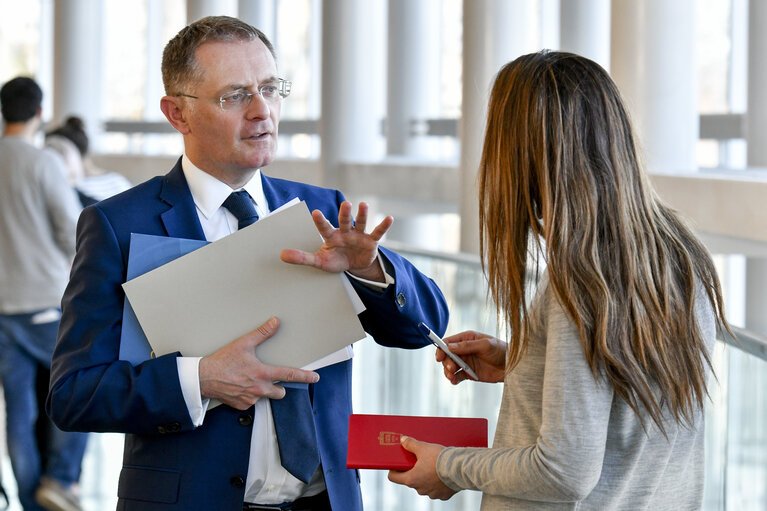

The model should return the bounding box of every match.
[436,292,615,503]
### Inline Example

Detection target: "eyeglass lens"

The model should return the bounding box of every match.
[219,80,291,111]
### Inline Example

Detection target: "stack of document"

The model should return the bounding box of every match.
[120,201,366,370]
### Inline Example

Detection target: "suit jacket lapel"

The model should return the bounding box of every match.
[261,173,299,212]
[159,159,207,241]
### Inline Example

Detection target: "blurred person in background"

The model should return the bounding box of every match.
[388,51,729,511]
[0,76,88,511]
[45,115,132,206]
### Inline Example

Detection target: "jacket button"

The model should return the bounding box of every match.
[396,293,406,307]
[157,425,166,434]
[238,414,253,426]
[167,422,181,432]
[230,476,245,488]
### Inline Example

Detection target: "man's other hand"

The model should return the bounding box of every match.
[198,317,320,410]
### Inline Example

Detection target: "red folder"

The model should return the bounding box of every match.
[346,414,488,470]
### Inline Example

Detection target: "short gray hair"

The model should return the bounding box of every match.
[161,15,276,95]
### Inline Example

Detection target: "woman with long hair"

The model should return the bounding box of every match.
[388,50,728,510]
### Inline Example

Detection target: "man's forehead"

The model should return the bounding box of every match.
[195,39,277,82]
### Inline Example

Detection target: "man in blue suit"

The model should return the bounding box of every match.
[47,15,448,511]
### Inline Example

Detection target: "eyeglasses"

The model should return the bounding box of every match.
[176,78,292,111]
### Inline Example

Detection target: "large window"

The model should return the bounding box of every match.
[100,0,185,155]
[0,0,41,81]
[0,0,44,115]
[696,0,747,169]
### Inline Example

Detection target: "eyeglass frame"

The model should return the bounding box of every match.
[174,78,292,111]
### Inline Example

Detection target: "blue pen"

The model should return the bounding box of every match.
[418,323,479,381]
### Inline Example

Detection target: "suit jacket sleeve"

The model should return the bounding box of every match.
[350,246,449,348]
[47,204,195,435]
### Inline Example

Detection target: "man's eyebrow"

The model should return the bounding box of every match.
[223,83,250,92]
[223,77,279,92]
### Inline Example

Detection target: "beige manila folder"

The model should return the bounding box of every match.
[121,200,366,370]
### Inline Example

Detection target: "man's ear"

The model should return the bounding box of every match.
[160,96,191,135]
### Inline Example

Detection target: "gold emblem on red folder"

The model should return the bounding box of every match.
[378,431,401,445]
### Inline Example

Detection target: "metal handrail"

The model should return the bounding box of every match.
[102,114,739,140]
[719,325,767,362]
[381,240,482,267]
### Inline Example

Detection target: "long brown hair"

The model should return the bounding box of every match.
[478,50,728,431]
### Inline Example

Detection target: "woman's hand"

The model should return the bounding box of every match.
[438,330,507,384]
[388,436,457,501]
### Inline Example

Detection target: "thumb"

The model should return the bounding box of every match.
[247,317,280,346]
[280,248,308,265]
[399,435,419,454]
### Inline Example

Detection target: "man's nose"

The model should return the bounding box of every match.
[245,92,270,119]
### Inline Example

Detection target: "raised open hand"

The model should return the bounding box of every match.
[280,201,393,282]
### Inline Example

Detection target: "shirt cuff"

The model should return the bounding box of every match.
[345,255,395,290]
[177,356,210,427]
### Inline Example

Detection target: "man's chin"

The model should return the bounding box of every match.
[240,154,275,170]
[253,158,274,170]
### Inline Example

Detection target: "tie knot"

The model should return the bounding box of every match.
[222,191,259,229]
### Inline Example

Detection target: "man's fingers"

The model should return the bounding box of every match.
[281,249,333,273]
[259,382,288,401]
[369,216,393,241]
[353,202,369,233]
[243,318,320,383]
[245,317,280,346]
[337,202,353,232]
[311,209,337,238]
[271,366,320,385]
[280,248,315,267]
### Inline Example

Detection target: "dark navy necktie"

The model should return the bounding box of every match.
[222,190,320,484]
[222,190,260,228]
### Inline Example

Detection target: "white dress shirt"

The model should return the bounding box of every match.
[175,155,390,504]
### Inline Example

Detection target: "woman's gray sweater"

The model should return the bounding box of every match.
[437,278,715,510]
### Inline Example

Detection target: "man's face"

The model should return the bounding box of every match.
[181,39,281,183]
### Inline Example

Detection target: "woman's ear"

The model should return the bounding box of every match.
[160,96,191,135]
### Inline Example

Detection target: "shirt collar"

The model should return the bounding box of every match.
[181,154,269,219]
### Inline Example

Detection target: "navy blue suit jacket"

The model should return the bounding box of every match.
[47,160,449,510]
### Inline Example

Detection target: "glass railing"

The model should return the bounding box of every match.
[351,243,767,511]
[2,246,763,511]
[704,327,767,510]
[351,245,500,511]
